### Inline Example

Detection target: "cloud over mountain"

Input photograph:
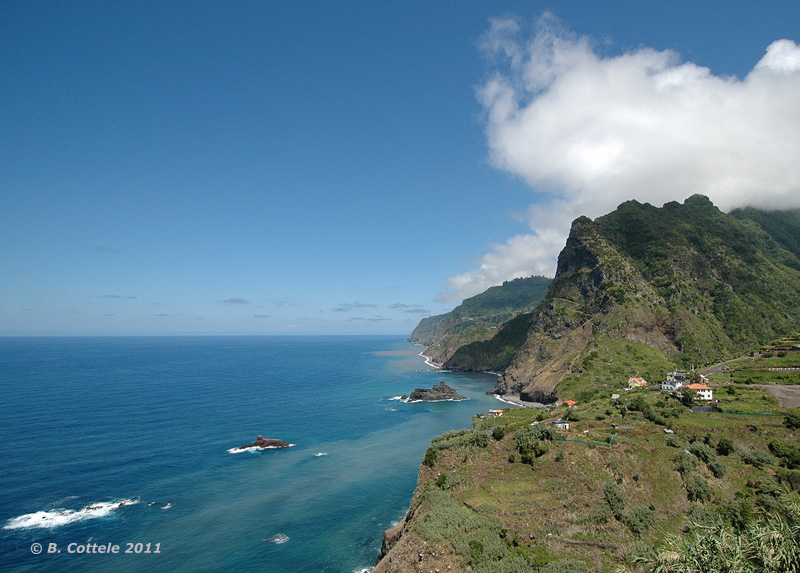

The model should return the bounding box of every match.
[441,14,800,301]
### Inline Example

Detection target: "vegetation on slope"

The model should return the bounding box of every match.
[375,385,800,572]
[409,276,551,364]
[484,196,800,401]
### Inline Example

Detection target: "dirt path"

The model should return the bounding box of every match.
[763,385,800,408]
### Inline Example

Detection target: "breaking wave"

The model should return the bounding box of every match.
[3,499,139,530]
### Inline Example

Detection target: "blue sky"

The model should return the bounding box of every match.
[2,1,800,335]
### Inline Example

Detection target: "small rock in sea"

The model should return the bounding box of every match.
[407,381,466,402]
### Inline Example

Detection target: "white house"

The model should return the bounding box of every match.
[662,370,688,392]
[685,383,713,401]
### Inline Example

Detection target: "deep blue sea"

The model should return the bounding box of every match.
[0,336,506,572]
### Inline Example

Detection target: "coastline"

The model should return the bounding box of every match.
[492,394,546,408]
[416,346,442,370]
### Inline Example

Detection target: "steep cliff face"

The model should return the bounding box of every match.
[490,196,800,401]
[408,276,551,365]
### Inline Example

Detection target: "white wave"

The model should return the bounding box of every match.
[387,396,405,401]
[161,503,172,510]
[227,444,296,454]
[263,533,289,544]
[4,499,139,531]
[314,452,328,457]
[353,567,374,573]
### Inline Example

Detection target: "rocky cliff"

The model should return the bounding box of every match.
[409,276,551,365]
[489,196,800,401]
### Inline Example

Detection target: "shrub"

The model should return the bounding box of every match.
[538,559,590,573]
[784,408,800,430]
[718,495,754,530]
[509,544,549,568]
[716,437,735,456]
[685,473,712,503]
[492,426,506,441]
[604,482,626,518]
[775,467,800,491]
[768,439,800,469]
[689,442,717,464]
[673,451,697,474]
[665,435,682,448]
[472,429,489,448]
[413,485,507,567]
[740,448,774,468]
[588,503,613,524]
[514,425,553,456]
[687,503,716,526]
[423,447,438,468]
[708,459,726,478]
[622,505,656,536]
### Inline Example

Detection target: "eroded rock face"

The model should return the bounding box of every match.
[407,381,466,402]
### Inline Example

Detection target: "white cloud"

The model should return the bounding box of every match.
[443,14,800,302]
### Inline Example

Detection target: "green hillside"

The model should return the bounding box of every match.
[409,276,551,365]
[447,196,800,402]
[375,389,800,572]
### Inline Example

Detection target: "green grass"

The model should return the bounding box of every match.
[396,385,800,572]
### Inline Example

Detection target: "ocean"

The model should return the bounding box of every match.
[0,336,506,572]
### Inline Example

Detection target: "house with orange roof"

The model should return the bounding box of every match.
[685,383,713,401]
[628,377,647,388]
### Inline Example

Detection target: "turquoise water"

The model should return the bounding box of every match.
[0,336,505,572]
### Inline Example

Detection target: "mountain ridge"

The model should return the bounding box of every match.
[417,196,800,403]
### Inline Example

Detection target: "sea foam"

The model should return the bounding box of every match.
[227,444,296,454]
[3,499,139,530]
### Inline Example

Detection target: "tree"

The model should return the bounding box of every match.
[681,387,698,407]
[784,408,800,430]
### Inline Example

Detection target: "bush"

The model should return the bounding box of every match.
[685,473,712,503]
[768,439,800,469]
[716,437,735,456]
[665,435,682,448]
[718,495,754,530]
[413,485,507,567]
[514,426,553,456]
[423,447,438,468]
[472,429,489,448]
[492,426,506,441]
[588,503,613,524]
[776,467,800,491]
[740,448,774,468]
[622,505,656,536]
[673,451,698,474]
[708,459,726,478]
[604,482,626,518]
[689,442,717,464]
[784,408,800,430]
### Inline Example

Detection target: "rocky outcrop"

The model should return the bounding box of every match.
[229,435,291,452]
[407,381,466,402]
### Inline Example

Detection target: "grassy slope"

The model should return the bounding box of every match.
[376,386,800,572]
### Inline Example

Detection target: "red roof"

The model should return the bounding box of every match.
[686,383,711,390]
